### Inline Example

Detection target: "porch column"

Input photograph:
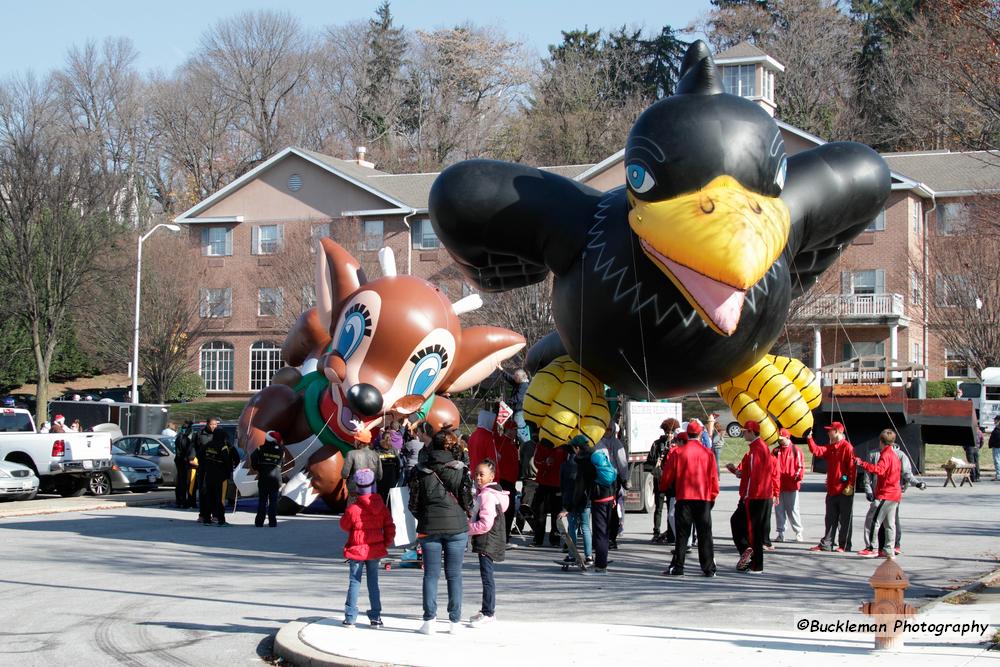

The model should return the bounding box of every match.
[889,324,898,362]
[813,327,822,372]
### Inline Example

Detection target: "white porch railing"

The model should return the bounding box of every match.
[796,293,905,319]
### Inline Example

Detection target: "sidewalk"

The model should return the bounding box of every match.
[276,595,1000,667]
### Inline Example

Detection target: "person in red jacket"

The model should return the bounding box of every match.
[340,468,396,627]
[772,428,804,542]
[467,409,520,543]
[855,430,902,559]
[531,437,569,547]
[659,426,719,577]
[807,422,857,553]
[726,420,779,573]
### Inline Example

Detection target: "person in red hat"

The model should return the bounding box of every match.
[659,422,719,576]
[807,421,857,552]
[772,428,804,542]
[725,420,779,573]
[250,431,285,528]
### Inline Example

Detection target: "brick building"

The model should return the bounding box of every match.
[175,42,998,396]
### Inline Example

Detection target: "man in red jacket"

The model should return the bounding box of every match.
[531,437,569,547]
[468,409,520,543]
[772,428,804,542]
[726,421,779,574]
[660,426,719,577]
[807,422,857,553]
[855,430,902,559]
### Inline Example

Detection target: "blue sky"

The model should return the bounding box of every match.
[2,0,712,78]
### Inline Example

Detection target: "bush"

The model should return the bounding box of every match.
[926,379,959,399]
[167,372,206,403]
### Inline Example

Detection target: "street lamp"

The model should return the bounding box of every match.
[131,223,182,404]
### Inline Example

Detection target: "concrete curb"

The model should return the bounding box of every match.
[0,492,173,519]
[918,565,1000,614]
[274,618,386,667]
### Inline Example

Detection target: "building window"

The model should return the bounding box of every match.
[258,288,283,317]
[252,224,282,255]
[722,64,755,97]
[301,285,316,309]
[843,341,885,366]
[761,69,774,100]
[411,219,440,250]
[912,200,922,234]
[865,210,886,232]
[363,220,384,251]
[935,274,971,307]
[249,341,283,391]
[199,341,234,391]
[945,349,974,378]
[937,202,970,235]
[771,341,809,365]
[200,288,232,318]
[910,269,922,305]
[912,342,922,366]
[844,269,884,296]
[202,226,233,256]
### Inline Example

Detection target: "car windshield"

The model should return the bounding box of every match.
[0,411,34,432]
[159,437,176,453]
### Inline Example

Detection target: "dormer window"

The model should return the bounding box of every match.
[722,64,755,97]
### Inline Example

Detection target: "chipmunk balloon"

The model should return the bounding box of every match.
[237,239,525,513]
[429,41,890,446]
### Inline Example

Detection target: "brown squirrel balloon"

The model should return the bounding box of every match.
[237,238,525,513]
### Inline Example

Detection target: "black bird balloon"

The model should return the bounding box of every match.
[429,41,890,445]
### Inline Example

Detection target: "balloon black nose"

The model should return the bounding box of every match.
[346,383,383,417]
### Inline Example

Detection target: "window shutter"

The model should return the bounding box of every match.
[875,269,886,295]
[224,289,232,317]
[277,224,284,250]
[276,288,284,314]
[251,226,259,255]
[201,229,209,256]
[935,275,945,306]
[199,289,208,317]
[225,229,233,256]
[841,271,851,295]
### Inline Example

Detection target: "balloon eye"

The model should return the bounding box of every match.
[775,157,787,190]
[335,304,372,360]
[407,345,450,396]
[626,164,655,194]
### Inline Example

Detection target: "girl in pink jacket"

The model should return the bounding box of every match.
[467,459,509,627]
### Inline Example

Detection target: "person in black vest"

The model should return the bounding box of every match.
[251,430,284,528]
[173,421,195,509]
[196,418,238,526]
[467,458,509,627]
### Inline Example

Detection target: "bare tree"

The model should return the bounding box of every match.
[0,73,132,423]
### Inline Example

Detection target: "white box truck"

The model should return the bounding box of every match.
[621,400,682,512]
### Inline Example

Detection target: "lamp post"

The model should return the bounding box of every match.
[131,223,181,404]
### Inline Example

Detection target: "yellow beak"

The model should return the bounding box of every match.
[628,175,790,336]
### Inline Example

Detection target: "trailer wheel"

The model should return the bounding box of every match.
[641,472,655,514]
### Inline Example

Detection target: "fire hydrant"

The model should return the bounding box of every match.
[859,558,918,650]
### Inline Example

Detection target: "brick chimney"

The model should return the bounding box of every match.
[354,146,375,169]
[714,42,784,117]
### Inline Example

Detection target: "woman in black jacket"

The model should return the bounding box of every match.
[408,430,473,635]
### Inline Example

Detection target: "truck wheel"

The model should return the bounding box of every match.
[641,472,655,514]
[726,422,743,438]
[56,477,88,497]
[88,472,112,496]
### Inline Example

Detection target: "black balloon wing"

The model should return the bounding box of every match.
[429,160,603,292]
[780,142,891,298]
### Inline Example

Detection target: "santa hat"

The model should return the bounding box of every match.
[54,415,65,425]
[264,431,283,445]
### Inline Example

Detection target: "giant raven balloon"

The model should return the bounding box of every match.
[429,41,890,445]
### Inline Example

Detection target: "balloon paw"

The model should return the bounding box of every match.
[523,356,609,446]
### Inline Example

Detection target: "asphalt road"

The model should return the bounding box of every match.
[1,475,998,666]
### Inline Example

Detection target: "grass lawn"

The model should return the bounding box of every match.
[168,399,247,422]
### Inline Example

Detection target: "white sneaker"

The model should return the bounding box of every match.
[794,533,803,542]
[470,613,495,627]
[449,621,463,634]
[418,619,436,635]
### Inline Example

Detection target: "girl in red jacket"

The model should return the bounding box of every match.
[340,468,396,627]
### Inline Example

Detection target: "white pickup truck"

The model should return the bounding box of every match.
[0,408,112,496]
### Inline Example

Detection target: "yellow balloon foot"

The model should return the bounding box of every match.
[718,354,820,443]
[523,355,610,447]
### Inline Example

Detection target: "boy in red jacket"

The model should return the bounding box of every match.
[726,421,779,574]
[340,468,396,627]
[660,424,719,577]
[772,428,804,542]
[855,430,902,559]
[531,438,568,547]
[807,422,857,553]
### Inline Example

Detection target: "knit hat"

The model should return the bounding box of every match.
[568,435,590,449]
[353,468,376,495]
[264,430,283,445]
[686,420,703,437]
[742,420,760,434]
[54,415,65,425]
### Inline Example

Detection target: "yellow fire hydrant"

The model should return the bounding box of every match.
[859,558,917,650]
